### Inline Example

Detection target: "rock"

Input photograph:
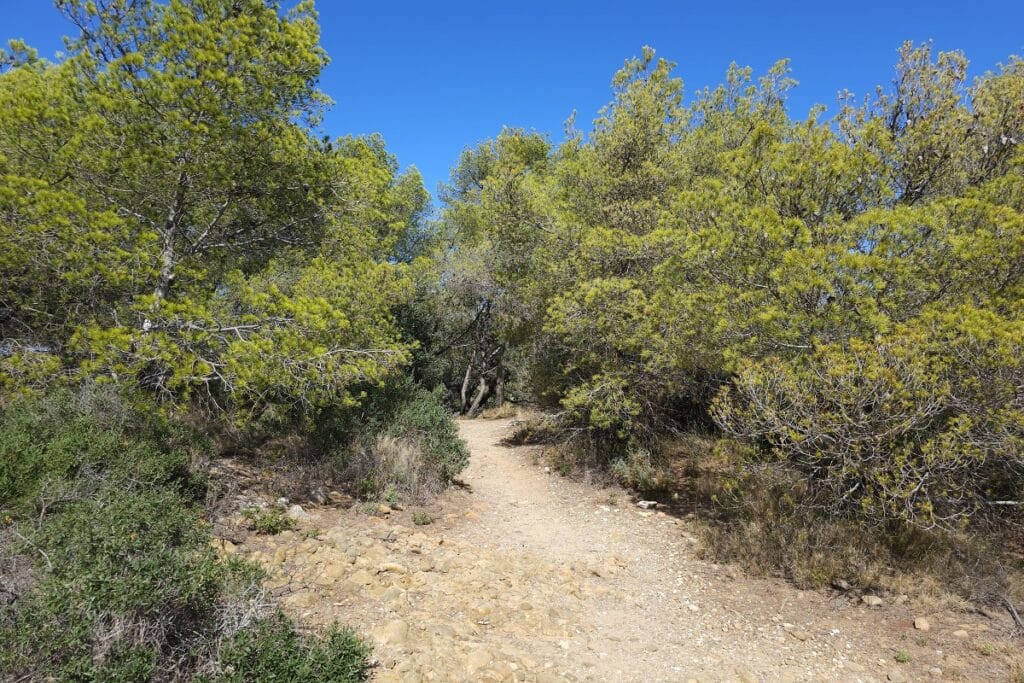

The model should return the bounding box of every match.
[373,619,410,646]
[832,578,852,591]
[735,668,759,683]
[862,595,884,607]
[346,569,374,587]
[378,562,408,574]
[286,504,308,520]
[887,670,908,683]
[951,629,968,639]
[913,616,931,631]
[284,591,318,609]
[928,667,942,678]
[636,500,658,510]
[789,629,810,642]
[377,504,392,516]
[466,648,493,673]
[894,594,909,605]
[277,496,290,507]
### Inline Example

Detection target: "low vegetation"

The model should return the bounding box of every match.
[0,388,370,681]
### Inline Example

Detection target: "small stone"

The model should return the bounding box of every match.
[346,569,374,586]
[789,629,810,642]
[832,579,851,591]
[636,500,658,510]
[862,595,884,607]
[284,591,318,609]
[286,504,308,520]
[277,496,290,507]
[951,629,968,639]
[887,670,907,683]
[913,617,931,631]
[373,619,409,646]
[466,648,493,673]
[928,667,942,678]
[735,668,758,683]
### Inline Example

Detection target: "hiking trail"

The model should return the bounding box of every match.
[216,418,1013,682]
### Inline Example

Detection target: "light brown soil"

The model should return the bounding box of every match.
[219,418,1020,682]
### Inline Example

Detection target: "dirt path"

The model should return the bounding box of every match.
[220,418,1017,682]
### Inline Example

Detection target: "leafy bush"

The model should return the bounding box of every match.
[205,611,370,683]
[0,388,223,680]
[412,511,434,525]
[713,308,1024,531]
[0,387,371,681]
[669,435,1024,605]
[610,448,668,493]
[242,506,298,535]
[332,377,469,502]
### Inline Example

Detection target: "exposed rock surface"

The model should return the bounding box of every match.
[216,418,1018,682]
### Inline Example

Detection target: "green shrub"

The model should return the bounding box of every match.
[610,448,668,492]
[0,386,208,514]
[412,511,434,525]
[0,387,371,681]
[713,307,1024,531]
[207,611,369,682]
[242,506,297,535]
[378,380,469,484]
[329,376,469,502]
[0,388,224,680]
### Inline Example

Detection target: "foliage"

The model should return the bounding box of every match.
[332,377,470,501]
[0,0,424,419]
[206,611,370,683]
[0,388,214,680]
[0,387,370,681]
[714,307,1024,530]
[434,43,1024,535]
[242,506,297,535]
[411,511,434,526]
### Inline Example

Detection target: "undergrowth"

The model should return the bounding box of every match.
[0,387,371,682]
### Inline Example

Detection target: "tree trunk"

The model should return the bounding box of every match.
[468,375,490,416]
[494,345,506,408]
[459,357,474,414]
[152,170,189,306]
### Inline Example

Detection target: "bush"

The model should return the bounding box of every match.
[380,381,470,484]
[333,377,469,502]
[680,436,1024,605]
[206,611,370,683]
[713,307,1024,531]
[0,387,371,681]
[242,506,298,535]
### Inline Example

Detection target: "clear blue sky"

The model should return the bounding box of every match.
[3,1,1023,202]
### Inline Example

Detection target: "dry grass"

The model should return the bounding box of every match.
[667,434,1024,613]
[340,435,444,505]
